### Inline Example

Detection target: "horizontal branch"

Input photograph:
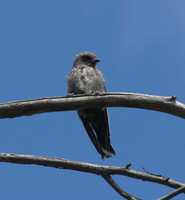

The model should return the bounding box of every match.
[0,92,184,119]
[0,152,184,191]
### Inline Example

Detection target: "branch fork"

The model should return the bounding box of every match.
[0,92,185,199]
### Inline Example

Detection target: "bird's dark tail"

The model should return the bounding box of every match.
[78,108,115,159]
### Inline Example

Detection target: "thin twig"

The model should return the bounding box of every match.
[158,185,185,200]
[0,92,184,119]
[102,174,141,200]
[142,167,165,178]
[0,152,184,191]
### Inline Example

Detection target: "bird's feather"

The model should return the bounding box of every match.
[67,52,116,158]
[78,108,115,158]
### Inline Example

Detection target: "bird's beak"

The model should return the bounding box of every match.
[95,59,100,63]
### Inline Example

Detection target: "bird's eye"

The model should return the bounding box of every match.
[83,56,91,62]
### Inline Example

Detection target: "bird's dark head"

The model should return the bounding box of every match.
[73,52,100,68]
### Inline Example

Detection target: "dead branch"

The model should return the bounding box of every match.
[1,92,185,199]
[102,174,142,200]
[158,185,185,200]
[0,92,184,119]
[0,152,184,193]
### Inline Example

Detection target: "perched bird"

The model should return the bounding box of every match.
[67,52,115,158]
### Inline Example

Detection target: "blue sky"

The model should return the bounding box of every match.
[0,0,185,199]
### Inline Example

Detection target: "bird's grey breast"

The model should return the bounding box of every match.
[68,65,106,94]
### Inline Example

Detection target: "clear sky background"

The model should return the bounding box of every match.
[0,0,185,199]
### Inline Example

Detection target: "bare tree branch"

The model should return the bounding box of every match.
[0,92,184,119]
[102,174,141,200]
[1,93,185,198]
[158,185,185,200]
[0,152,184,192]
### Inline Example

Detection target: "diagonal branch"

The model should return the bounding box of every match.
[102,174,141,200]
[158,185,185,200]
[0,92,184,119]
[0,152,184,191]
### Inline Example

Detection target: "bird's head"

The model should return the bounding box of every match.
[73,52,100,68]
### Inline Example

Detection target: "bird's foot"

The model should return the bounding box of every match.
[90,91,105,96]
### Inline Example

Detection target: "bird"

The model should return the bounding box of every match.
[67,51,115,158]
